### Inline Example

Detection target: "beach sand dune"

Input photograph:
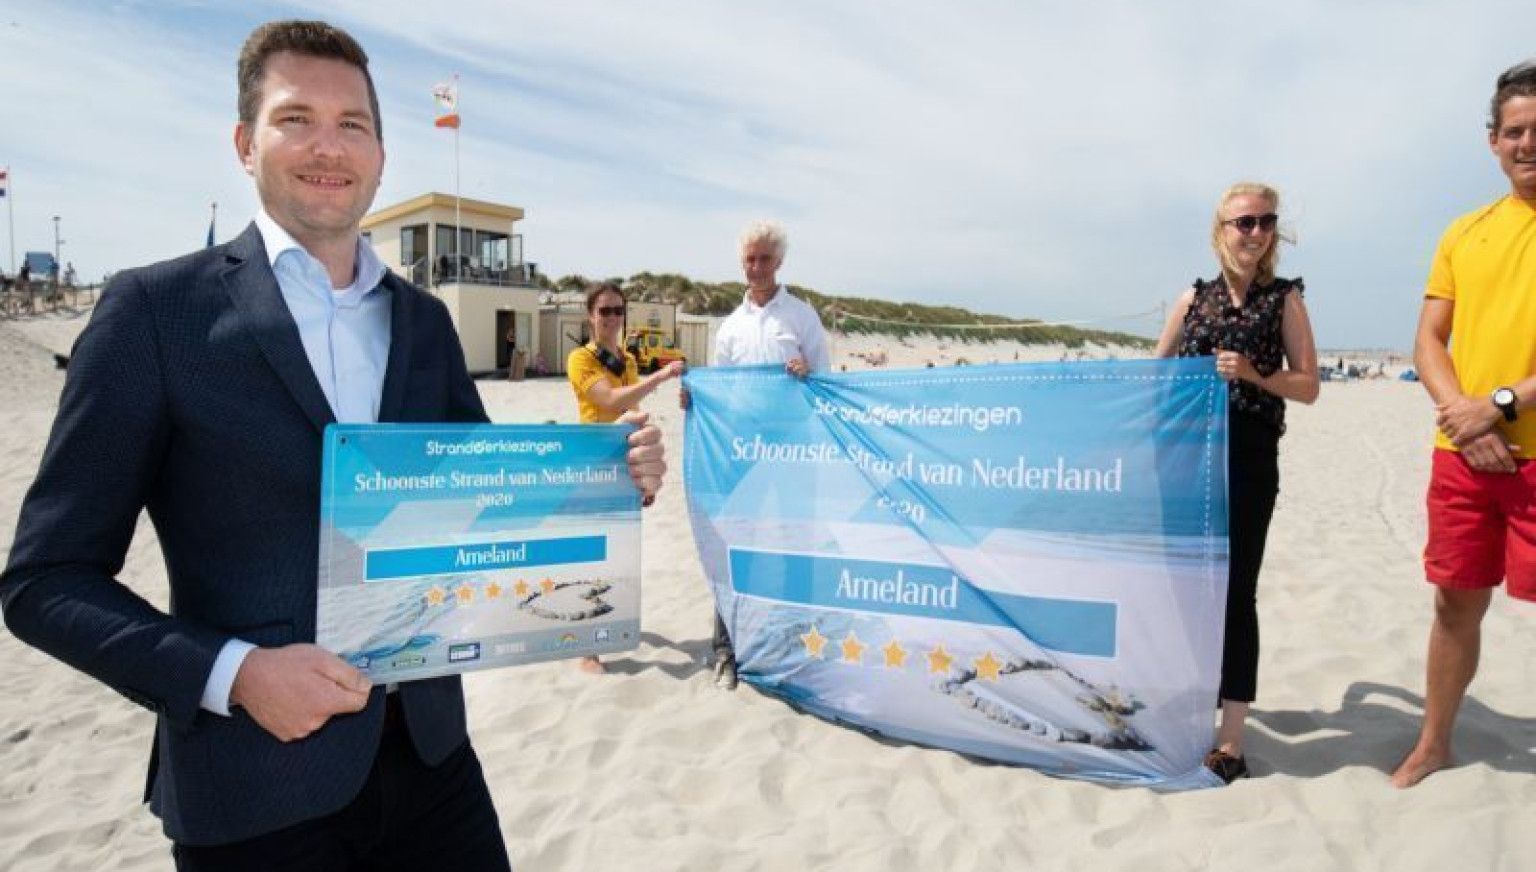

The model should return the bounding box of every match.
[0,312,1531,871]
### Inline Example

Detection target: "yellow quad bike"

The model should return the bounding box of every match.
[625,328,688,374]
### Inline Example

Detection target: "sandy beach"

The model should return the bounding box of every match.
[1,309,1532,872]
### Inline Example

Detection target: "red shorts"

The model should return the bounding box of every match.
[1424,449,1536,601]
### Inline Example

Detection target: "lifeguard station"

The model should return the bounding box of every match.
[362,192,539,376]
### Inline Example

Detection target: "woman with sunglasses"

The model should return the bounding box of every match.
[1154,182,1320,783]
[566,282,684,673]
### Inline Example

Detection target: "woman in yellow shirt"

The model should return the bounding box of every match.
[566,282,683,673]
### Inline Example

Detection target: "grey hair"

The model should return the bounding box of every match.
[738,219,788,260]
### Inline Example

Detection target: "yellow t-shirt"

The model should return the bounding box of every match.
[566,344,640,424]
[1426,195,1536,457]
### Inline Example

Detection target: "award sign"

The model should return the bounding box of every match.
[317,423,640,683]
[683,359,1229,789]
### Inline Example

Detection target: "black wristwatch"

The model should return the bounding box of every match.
[1492,386,1519,423]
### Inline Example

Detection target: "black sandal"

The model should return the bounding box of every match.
[1204,749,1249,784]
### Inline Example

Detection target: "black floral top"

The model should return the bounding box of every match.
[1177,275,1303,435]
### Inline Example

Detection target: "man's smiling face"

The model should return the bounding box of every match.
[236,51,384,248]
[1491,94,1536,199]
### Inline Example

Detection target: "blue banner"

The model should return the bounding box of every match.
[316,424,642,682]
[684,358,1228,789]
[365,536,608,581]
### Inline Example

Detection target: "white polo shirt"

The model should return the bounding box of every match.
[713,285,830,371]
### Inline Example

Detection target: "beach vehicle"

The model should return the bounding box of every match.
[625,327,688,373]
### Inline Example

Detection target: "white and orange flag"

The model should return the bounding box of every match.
[432,78,460,129]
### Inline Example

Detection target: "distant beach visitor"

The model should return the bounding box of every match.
[1154,182,1319,783]
[566,281,683,673]
[680,219,830,689]
[1393,58,1536,789]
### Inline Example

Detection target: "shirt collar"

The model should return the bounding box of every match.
[742,285,784,313]
[253,209,387,295]
[1505,194,1536,215]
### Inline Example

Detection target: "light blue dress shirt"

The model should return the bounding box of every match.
[199,213,392,716]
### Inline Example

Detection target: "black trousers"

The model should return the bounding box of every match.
[1222,413,1280,703]
[174,697,511,872]
[713,611,735,662]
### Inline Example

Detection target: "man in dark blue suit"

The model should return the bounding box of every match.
[0,20,665,871]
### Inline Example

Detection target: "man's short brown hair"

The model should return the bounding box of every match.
[1489,59,1536,131]
[237,20,382,140]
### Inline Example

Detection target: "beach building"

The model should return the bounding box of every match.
[537,297,713,375]
[675,312,716,367]
[363,192,722,377]
[362,192,538,375]
[537,296,588,378]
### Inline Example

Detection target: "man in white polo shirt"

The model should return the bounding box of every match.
[713,220,830,377]
[690,219,829,689]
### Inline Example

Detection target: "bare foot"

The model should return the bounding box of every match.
[1390,746,1449,788]
[576,655,606,675]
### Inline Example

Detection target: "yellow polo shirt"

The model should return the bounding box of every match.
[567,344,639,424]
[1426,196,1536,457]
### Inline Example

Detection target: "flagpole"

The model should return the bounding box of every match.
[454,74,461,276]
[432,75,463,280]
[6,167,14,275]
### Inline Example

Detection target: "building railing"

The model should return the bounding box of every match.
[430,256,538,288]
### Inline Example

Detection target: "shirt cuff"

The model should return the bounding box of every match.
[200,638,256,717]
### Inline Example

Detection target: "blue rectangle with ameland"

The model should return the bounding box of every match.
[728,548,1117,657]
[365,535,607,581]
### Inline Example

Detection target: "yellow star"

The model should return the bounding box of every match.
[926,644,954,675]
[540,578,556,594]
[800,625,828,658]
[881,640,908,668]
[485,581,503,599]
[840,631,867,665]
[974,651,1002,682]
[424,585,446,607]
[454,583,475,605]
[513,579,530,598]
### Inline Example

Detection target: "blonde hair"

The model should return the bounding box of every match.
[1210,182,1292,286]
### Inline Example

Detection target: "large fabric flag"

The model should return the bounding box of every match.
[433,79,460,129]
[684,357,1229,789]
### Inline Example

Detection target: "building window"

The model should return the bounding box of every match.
[401,224,428,267]
[435,225,475,261]
[476,230,510,270]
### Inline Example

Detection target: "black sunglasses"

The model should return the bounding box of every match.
[595,305,626,317]
[1222,213,1278,234]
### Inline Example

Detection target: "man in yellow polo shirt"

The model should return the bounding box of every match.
[1394,58,1536,788]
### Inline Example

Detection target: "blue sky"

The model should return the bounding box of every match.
[2,0,1533,348]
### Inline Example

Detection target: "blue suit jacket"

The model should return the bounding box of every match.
[0,224,489,845]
